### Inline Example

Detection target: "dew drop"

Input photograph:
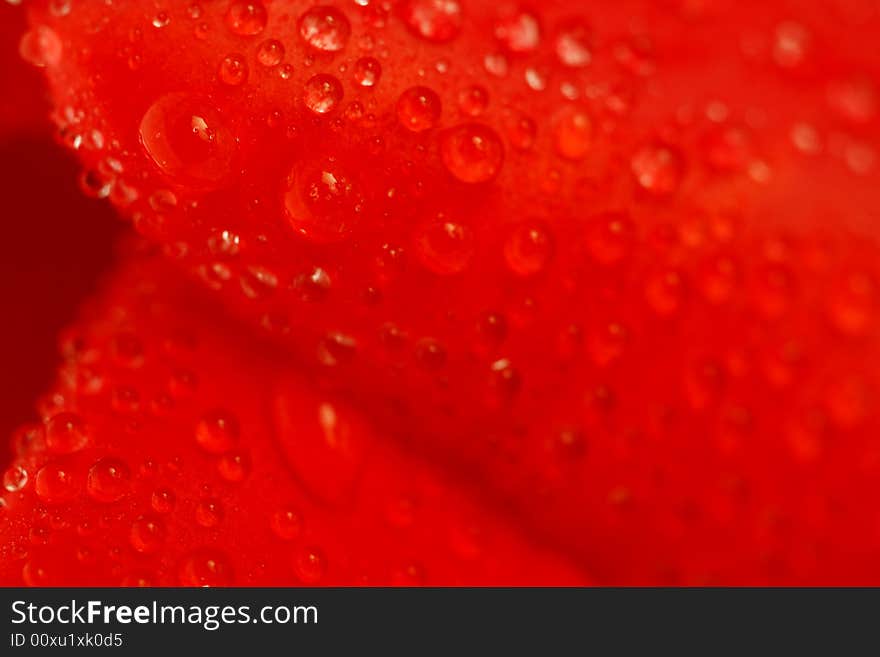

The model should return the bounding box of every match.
[299,6,351,52]
[555,20,592,67]
[217,450,250,482]
[139,93,237,188]
[45,412,88,454]
[87,457,131,503]
[353,57,382,87]
[3,465,28,493]
[645,269,686,316]
[402,0,462,43]
[195,499,223,528]
[396,86,442,132]
[504,222,553,276]
[494,9,540,53]
[270,508,303,540]
[553,107,592,160]
[218,53,248,86]
[151,488,176,514]
[773,21,809,69]
[225,1,267,36]
[152,12,171,28]
[415,219,475,274]
[631,143,683,195]
[19,26,62,68]
[179,549,233,586]
[440,123,504,183]
[257,39,285,67]
[284,163,361,242]
[294,547,326,584]
[457,85,488,117]
[586,212,634,265]
[303,74,343,114]
[195,411,240,454]
[35,461,79,504]
[130,516,165,553]
[504,111,536,150]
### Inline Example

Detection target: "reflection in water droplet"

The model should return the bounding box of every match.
[403,0,462,43]
[440,123,504,183]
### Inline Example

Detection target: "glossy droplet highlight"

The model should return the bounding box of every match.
[257,39,284,67]
[457,85,489,117]
[179,550,233,586]
[494,10,540,53]
[196,499,223,528]
[218,53,248,86]
[196,411,240,454]
[440,123,504,183]
[87,457,131,503]
[19,26,62,68]
[226,1,267,36]
[631,143,683,195]
[298,6,351,52]
[139,93,237,188]
[35,461,79,504]
[3,465,28,493]
[45,412,88,454]
[284,164,361,242]
[303,74,343,114]
[294,547,327,584]
[217,450,250,482]
[403,0,462,43]
[504,222,553,276]
[416,220,475,274]
[271,508,303,540]
[553,107,592,160]
[397,86,442,132]
[130,516,165,553]
[556,20,592,67]
[353,57,382,87]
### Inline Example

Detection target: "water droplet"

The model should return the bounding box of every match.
[631,143,683,195]
[195,411,240,454]
[524,66,546,91]
[19,26,62,68]
[3,465,28,493]
[829,272,875,336]
[457,85,488,117]
[225,1,267,36]
[303,74,343,114]
[151,488,176,514]
[257,39,284,67]
[317,332,357,366]
[139,93,237,188]
[415,338,446,369]
[218,53,248,86]
[152,12,171,28]
[586,212,634,265]
[130,516,165,553]
[701,125,753,172]
[353,57,382,87]
[179,549,233,586]
[790,122,820,154]
[553,107,592,160]
[195,499,223,528]
[294,546,326,583]
[504,222,553,276]
[773,21,809,69]
[488,358,521,401]
[484,52,509,77]
[87,457,131,503]
[440,123,504,183]
[270,508,303,540]
[45,412,88,454]
[284,164,361,242]
[35,461,79,503]
[827,77,877,124]
[494,9,540,52]
[396,86,442,132]
[403,0,462,43]
[504,111,536,150]
[12,423,46,457]
[415,219,475,274]
[555,20,592,67]
[299,6,351,52]
[645,269,686,316]
[295,266,332,301]
[217,450,250,482]
[589,322,628,366]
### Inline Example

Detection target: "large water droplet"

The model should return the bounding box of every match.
[19,26,62,68]
[218,53,248,86]
[415,219,475,274]
[86,457,131,503]
[440,123,504,183]
[284,163,361,242]
[225,1,267,36]
[397,86,442,132]
[139,93,237,188]
[35,460,79,503]
[402,0,462,43]
[303,74,343,114]
[298,6,351,52]
[494,9,540,52]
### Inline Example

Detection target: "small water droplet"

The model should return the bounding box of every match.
[196,411,240,454]
[645,269,687,316]
[303,74,343,114]
[130,516,165,553]
[631,143,684,195]
[397,86,442,132]
[45,412,88,454]
[35,461,79,503]
[270,508,303,540]
[494,9,540,52]
[179,549,233,586]
[403,0,462,43]
[457,85,488,117]
[257,39,284,67]
[353,57,382,87]
[152,12,171,28]
[226,1,267,36]
[773,21,809,69]
[440,123,504,183]
[3,465,28,493]
[294,546,326,583]
[553,107,592,160]
[415,219,475,274]
[87,457,131,503]
[151,488,176,514]
[555,20,592,67]
[218,53,248,86]
[217,450,250,482]
[284,164,361,242]
[504,222,553,276]
[195,499,223,528]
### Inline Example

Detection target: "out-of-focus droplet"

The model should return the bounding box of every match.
[298,5,351,52]
[226,1,267,36]
[19,26,62,68]
[87,457,131,503]
[397,86,442,132]
[440,123,504,183]
[303,74,343,114]
[402,0,462,43]
[504,222,553,276]
[415,219,475,274]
